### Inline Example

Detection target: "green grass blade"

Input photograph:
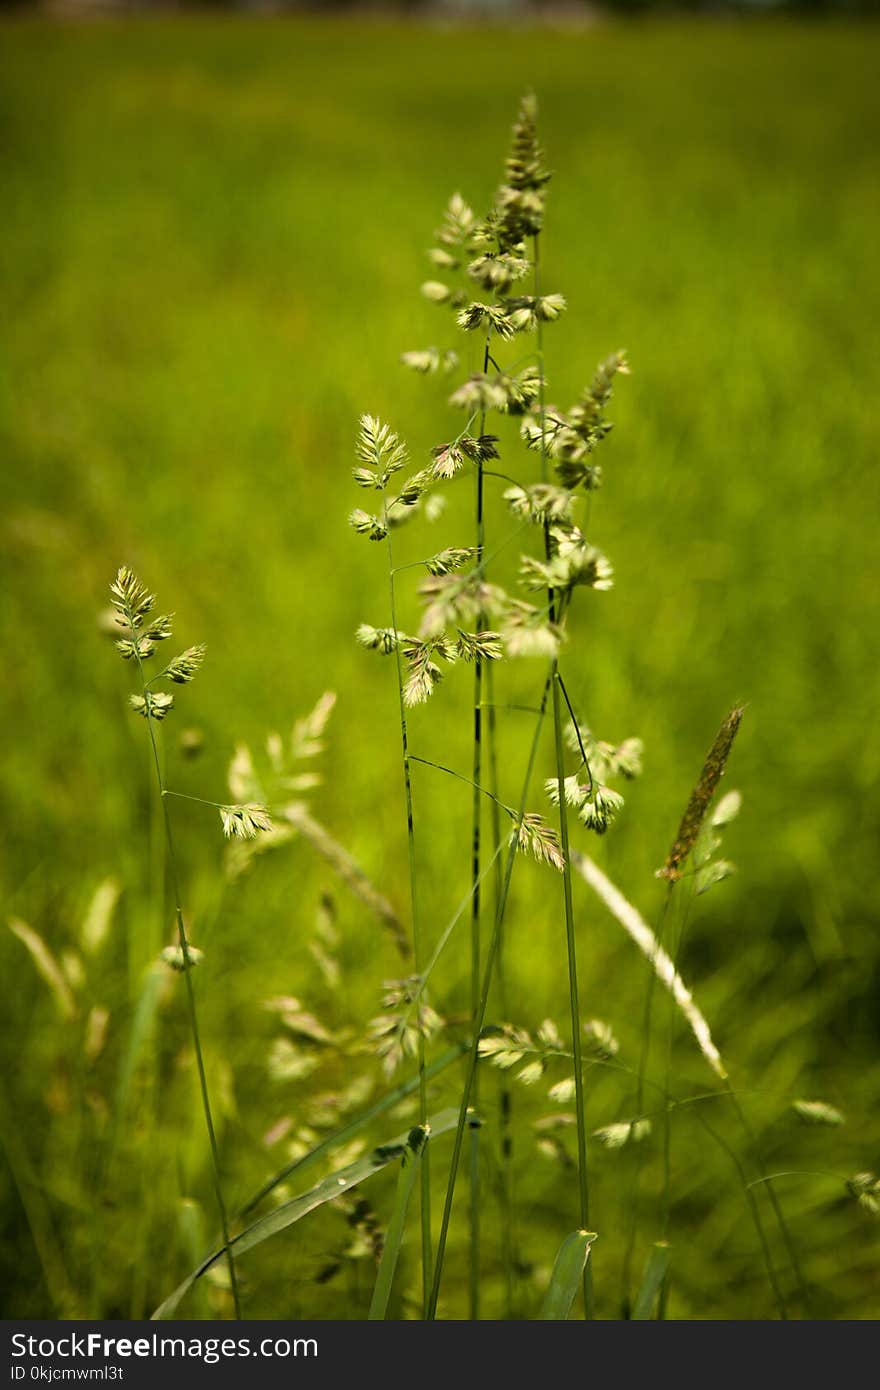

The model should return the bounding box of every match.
[541,1230,597,1320]
[368,1126,427,1319]
[632,1241,671,1320]
[239,1044,464,1218]
[152,1106,461,1320]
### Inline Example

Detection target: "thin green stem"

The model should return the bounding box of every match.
[417,842,507,1008]
[649,887,695,1319]
[382,490,432,1316]
[479,304,527,1319]
[127,627,242,1320]
[410,754,514,819]
[482,468,522,488]
[382,843,508,1063]
[723,1078,812,1316]
[661,887,693,1243]
[163,789,228,811]
[484,685,505,921]
[535,228,592,1317]
[610,861,793,1321]
[604,1050,794,1321]
[551,670,593,1318]
[486,659,516,1319]
[692,1107,788,1319]
[467,327,492,1320]
[369,1141,424,1320]
[747,1170,843,1190]
[428,677,551,1318]
[555,672,595,796]
[621,885,672,1315]
[666,873,808,1316]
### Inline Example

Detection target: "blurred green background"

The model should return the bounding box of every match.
[1,15,878,1319]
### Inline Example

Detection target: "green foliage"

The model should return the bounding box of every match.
[540,1230,597,1320]
[368,1127,427,1319]
[1,17,877,1322]
[632,1242,670,1321]
[154,1108,463,1320]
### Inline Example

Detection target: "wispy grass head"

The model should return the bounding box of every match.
[219,803,273,841]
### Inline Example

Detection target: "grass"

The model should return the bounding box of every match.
[109,566,243,1316]
[1,13,879,1320]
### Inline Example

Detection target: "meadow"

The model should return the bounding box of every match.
[1,14,878,1320]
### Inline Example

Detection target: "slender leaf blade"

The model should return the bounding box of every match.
[632,1241,671,1320]
[368,1126,426,1319]
[540,1230,597,1320]
[152,1106,460,1320]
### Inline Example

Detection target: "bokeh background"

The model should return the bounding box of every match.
[1,11,878,1319]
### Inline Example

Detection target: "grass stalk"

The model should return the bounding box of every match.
[653,887,693,1317]
[661,886,692,1245]
[485,659,516,1318]
[621,885,673,1314]
[428,677,550,1317]
[467,331,492,1319]
[573,853,799,1319]
[550,668,593,1317]
[368,1129,426,1319]
[155,1109,462,1319]
[382,491,432,1315]
[126,620,242,1320]
[723,1079,812,1316]
[536,230,593,1317]
[692,1107,788,1319]
[658,876,808,1314]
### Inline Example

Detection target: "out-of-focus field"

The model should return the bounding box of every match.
[1,16,878,1319]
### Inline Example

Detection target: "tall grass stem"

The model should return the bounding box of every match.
[128,636,242,1320]
[383,493,432,1315]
